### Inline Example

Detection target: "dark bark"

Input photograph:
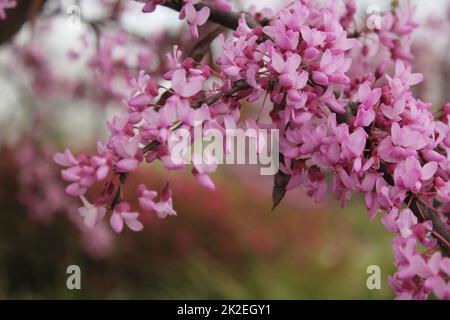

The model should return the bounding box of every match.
[0,0,47,45]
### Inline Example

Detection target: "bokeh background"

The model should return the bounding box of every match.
[0,0,449,299]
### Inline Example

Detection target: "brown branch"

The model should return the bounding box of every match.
[407,195,450,256]
[381,166,450,256]
[109,172,127,210]
[0,0,47,45]
[192,79,251,109]
[107,0,262,209]
[113,2,450,256]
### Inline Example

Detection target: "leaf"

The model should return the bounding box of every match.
[272,170,291,211]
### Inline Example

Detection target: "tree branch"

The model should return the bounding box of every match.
[381,166,450,255]
[0,0,47,45]
[407,195,450,255]
[192,79,251,109]
[120,1,450,257]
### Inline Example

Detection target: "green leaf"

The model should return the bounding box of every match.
[272,170,291,211]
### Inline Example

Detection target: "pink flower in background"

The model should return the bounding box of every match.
[53,149,78,167]
[426,276,450,300]
[354,83,381,127]
[54,147,111,196]
[136,0,166,13]
[142,103,177,141]
[270,51,301,88]
[312,50,351,85]
[182,3,210,39]
[137,184,158,211]
[263,20,300,51]
[113,136,141,173]
[396,209,418,238]
[394,156,437,192]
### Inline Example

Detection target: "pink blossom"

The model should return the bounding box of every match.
[136,0,165,13]
[55,148,111,197]
[137,184,158,211]
[78,196,106,228]
[213,0,232,12]
[110,202,143,233]
[154,184,177,219]
[182,3,210,39]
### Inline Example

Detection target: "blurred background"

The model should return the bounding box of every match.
[0,0,449,299]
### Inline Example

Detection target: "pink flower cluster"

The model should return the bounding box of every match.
[384,209,450,299]
[16,142,69,222]
[54,0,450,299]
[15,141,114,259]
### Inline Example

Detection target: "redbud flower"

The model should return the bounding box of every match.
[110,202,143,233]
[78,196,107,228]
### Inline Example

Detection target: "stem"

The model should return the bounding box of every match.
[369,131,450,256]
[0,0,47,45]
[192,79,251,109]
[110,173,127,210]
